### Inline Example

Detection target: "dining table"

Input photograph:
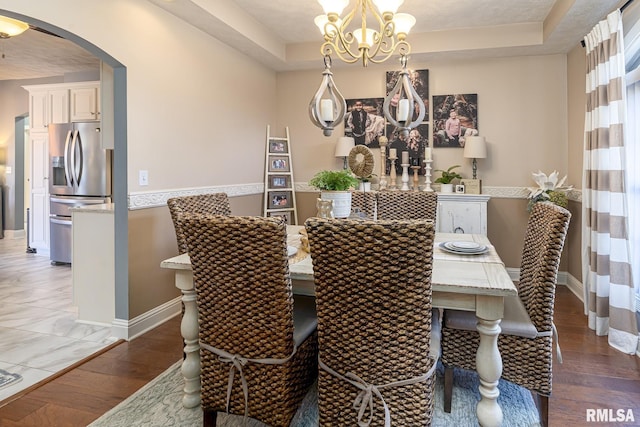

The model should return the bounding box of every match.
[160,225,516,427]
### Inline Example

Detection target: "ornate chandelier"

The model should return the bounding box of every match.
[314,0,416,67]
[309,1,425,138]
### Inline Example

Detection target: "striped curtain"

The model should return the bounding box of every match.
[582,9,639,355]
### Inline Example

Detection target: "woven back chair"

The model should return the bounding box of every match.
[182,214,318,427]
[376,191,438,221]
[350,190,377,219]
[305,217,438,426]
[167,193,231,254]
[441,202,571,426]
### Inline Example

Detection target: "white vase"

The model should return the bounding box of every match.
[358,182,371,192]
[440,183,454,193]
[320,191,352,218]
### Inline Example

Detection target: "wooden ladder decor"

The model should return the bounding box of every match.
[263,126,298,225]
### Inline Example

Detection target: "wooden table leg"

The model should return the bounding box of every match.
[475,295,504,427]
[176,270,201,409]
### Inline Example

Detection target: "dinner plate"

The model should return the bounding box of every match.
[449,241,482,250]
[443,242,487,253]
[440,242,488,255]
[287,245,298,257]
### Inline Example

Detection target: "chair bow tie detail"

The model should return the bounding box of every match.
[201,342,298,417]
[319,356,438,427]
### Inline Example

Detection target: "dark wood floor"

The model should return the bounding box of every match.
[0,287,638,426]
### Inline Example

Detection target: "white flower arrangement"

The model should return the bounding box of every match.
[527,170,572,211]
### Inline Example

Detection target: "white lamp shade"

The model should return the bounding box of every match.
[354,28,376,47]
[335,136,355,157]
[314,15,342,35]
[464,136,487,159]
[372,0,404,15]
[0,16,29,38]
[393,13,415,35]
[317,0,349,16]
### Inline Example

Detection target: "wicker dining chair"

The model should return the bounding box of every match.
[376,191,438,221]
[167,192,231,254]
[350,190,377,219]
[441,202,571,426]
[306,217,438,426]
[182,214,318,427]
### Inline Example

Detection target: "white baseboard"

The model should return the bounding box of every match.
[111,296,182,340]
[565,273,584,302]
[2,229,26,239]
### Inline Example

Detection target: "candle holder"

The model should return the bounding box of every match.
[423,159,434,192]
[378,137,388,190]
[401,163,410,191]
[411,166,420,191]
[389,157,398,190]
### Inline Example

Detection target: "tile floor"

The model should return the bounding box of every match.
[0,235,116,401]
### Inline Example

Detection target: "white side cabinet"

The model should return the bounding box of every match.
[436,193,491,235]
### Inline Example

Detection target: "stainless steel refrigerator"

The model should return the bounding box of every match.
[48,122,112,264]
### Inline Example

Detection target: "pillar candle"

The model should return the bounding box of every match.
[424,147,432,161]
[402,151,409,164]
[320,99,334,122]
[389,148,397,159]
[397,99,410,122]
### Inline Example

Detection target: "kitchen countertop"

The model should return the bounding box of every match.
[70,203,115,213]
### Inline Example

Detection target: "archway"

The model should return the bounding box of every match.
[0,9,129,319]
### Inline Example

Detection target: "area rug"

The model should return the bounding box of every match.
[0,369,22,391]
[89,361,541,427]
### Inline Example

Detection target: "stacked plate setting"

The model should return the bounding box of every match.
[440,241,488,255]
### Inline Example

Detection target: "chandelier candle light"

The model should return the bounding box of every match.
[310,0,425,138]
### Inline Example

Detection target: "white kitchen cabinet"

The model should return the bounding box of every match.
[23,81,101,255]
[30,131,50,253]
[70,85,100,121]
[28,88,69,132]
[436,193,490,235]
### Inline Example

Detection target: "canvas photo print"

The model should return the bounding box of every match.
[432,93,478,148]
[344,98,385,148]
[385,123,429,175]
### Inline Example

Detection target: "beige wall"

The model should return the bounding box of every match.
[279,54,573,270]
[127,193,263,317]
[276,55,569,187]
[566,44,588,282]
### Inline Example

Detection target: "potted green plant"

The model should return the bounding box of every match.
[434,165,462,193]
[309,170,358,218]
[357,173,377,192]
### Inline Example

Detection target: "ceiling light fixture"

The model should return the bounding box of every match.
[0,15,29,39]
[314,0,415,67]
[309,0,425,138]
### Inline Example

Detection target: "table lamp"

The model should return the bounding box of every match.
[463,136,487,179]
[335,136,355,169]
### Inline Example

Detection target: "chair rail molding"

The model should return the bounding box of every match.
[127,184,582,209]
[128,183,264,210]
